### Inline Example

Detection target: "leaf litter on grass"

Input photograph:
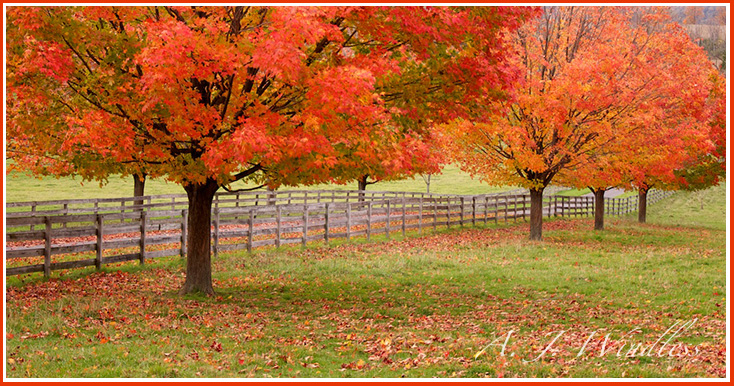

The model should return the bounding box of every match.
[5,218,725,378]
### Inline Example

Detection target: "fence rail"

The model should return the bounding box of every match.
[5,188,674,277]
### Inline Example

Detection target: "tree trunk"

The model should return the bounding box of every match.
[423,174,431,194]
[638,187,648,223]
[529,187,544,241]
[593,188,605,231]
[358,175,368,202]
[133,173,146,211]
[180,179,219,295]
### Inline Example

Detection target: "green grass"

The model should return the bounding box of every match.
[555,188,591,197]
[4,183,726,378]
[4,164,515,203]
[633,184,726,231]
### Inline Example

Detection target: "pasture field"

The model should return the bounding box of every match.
[4,184,726,378]
[4,164,516,203]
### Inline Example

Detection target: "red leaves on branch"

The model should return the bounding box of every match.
[7,6,533,188]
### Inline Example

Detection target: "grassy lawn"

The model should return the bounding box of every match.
[4,164,515,203]
[4,184,726,378]
[555,188,591,197]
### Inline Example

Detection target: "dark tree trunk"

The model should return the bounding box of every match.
[529,187,544,241]
[133,173,146,211]
[638,187,648,223]
[180,179,219,295]
[593,188,606,231]
[358,175,368,202]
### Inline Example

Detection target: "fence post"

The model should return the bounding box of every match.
[212,209,220,258]
[181,209,188,258]
[30,204,37,231]
[302,205,309,247]
[446,198,451,229]
[484,196,489,224]
[247,210,254,253]
[139,211,146,265]
[234,193,241,221]
[401,198,406,237]
[472,197,477,226]
[96,214,103,270]
[460,197,465,226]
[325,203,330,244]
[496,197,501,223]
[418,196,424,234]
[385,201,391,238]
[367,202,373,241]
[433,198,438,230]
[347,203,352,241]
[44,216,52,278]
[276,206,282,248]
[62,203,69,228]
[523,195,527,221]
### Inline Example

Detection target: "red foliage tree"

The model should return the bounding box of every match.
[445,7,718,239]
[556,25,719,229]
[622,68,724,223]
[6,6,533,294]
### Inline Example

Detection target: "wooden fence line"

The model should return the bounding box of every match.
[5,189,674,277]
[5,187,568,220]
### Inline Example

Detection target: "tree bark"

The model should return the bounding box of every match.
[133,173,146,211]
[592,188,605,231]
[529,187,544,241]
[180,179,219,295]
[358,175,368,202]
[638,187,648,223]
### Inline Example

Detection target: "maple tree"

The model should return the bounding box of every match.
[445,6,718,239]
[623,68,724,223]
[6,6,533,294]
[557,46,719,229]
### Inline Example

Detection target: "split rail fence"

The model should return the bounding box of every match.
[5,189,674,277]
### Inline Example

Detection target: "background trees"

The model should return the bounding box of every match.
[7,6,534,294]
[445,6,721,240]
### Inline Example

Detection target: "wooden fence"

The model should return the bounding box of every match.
[5,189,674,277]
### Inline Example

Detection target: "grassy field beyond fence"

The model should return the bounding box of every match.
[4,164,516,203]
